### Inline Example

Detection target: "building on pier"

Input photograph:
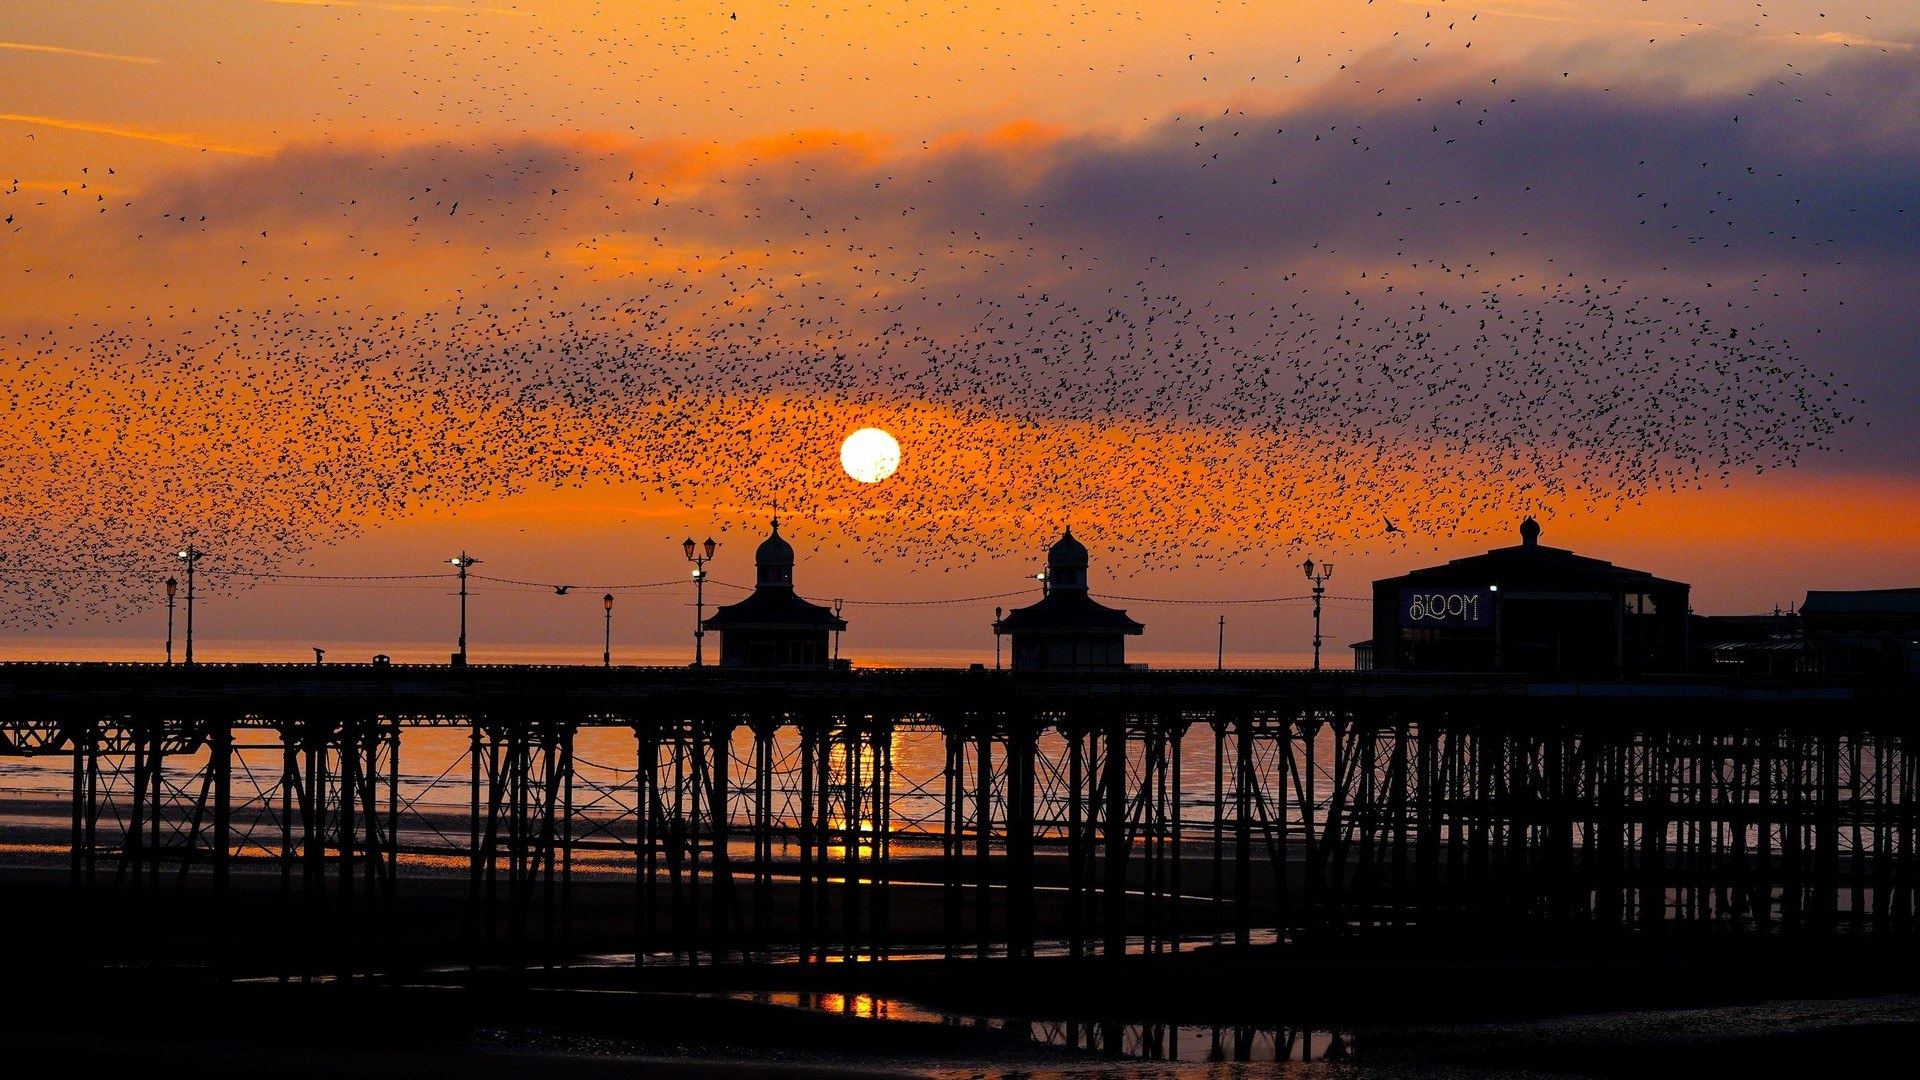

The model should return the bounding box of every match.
[1800,587,1920,679]
[993,528,1144,671]
[1692,608,1806,677]
[1368,516,1692,675]
[701,519,847,669]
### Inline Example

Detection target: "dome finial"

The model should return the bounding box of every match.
[1520,515,1541,547]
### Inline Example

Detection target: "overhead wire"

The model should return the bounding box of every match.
[1,561,1372,608]
[469,573,685,591]
[1093,592,1371,605]
[212,570,454,581]
[799,589,1037,607]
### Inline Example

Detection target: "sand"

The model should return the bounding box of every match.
[7,860,1920,1078]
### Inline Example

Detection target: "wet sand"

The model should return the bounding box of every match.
[7,861,1920,1078]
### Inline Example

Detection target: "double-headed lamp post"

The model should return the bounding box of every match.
[603,593,615,668]
[683,536,717,666]
[174,544,208,667]
[1303,558,1334,673]
[449,552,480,666]
[164,576,178,666]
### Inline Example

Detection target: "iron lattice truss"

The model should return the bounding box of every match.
[1,665,1914,972]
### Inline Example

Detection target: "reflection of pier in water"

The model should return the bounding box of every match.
[715,989,1355,1064]
[0,663,1914,973]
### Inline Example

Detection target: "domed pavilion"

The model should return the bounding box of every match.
[702,519,847,669]
[992,528,1144,671]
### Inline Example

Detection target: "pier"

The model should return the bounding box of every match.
[1,662,1913,978]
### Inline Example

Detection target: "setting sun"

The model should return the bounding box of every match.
[1,4,1916,1073]
[840,427,902,483]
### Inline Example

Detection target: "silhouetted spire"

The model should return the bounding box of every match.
[1520,515,1541,548]
[756,518,794,587]
[1046,527,1089,591]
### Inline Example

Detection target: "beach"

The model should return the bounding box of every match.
[7,859,1920,1078]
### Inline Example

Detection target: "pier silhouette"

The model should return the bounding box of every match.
[2,661,1913,982]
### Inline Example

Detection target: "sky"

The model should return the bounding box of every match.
[1,1,1915,667]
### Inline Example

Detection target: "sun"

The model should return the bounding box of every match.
[839,427,901,483]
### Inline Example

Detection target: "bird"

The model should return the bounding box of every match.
[0,3,1877,637]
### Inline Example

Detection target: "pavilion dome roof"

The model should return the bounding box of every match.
[756,519,795,567]
[1047,526,1088,568]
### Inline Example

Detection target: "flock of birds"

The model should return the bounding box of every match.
[0,3,1899,629]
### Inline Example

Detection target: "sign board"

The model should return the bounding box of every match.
[1398,588,1492,628]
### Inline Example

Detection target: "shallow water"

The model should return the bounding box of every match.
[713,989,1353,1065]
[462,990,1920,1080]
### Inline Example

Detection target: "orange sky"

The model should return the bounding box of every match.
[2,2,1915,663]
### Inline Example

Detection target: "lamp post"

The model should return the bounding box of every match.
[1218,614,1226,671]
[603,593,614,668]
[164,576,177,666]
[1303,558,1333,673]
[1490,582,1502,670]
[995,606,1003,670]
[174,543,208,667]
[683,536,716,666]
[449,552,480,666]
[832,598,844,665]
[1035,569,1050,595]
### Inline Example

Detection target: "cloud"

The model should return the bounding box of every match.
[3,34,1908,627]
[64,37,1917,297]
[1783,31,1916,51]
[247,0,530,15]
[0,114,267,155]
[0,41,160,65]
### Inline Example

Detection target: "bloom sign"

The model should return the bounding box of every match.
[1399,589,1492,627]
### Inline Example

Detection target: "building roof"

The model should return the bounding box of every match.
[1694,612,1800,645]
[1374,518,1688,593]
[702,586,845,631]
[995,590,1144,635]
[1802,588,1920,617]
[1704,639,1804,653]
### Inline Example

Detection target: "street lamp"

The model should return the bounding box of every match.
[449,552,480,667]
[1035,568,1050,595]
[995,606,1003,670]
[174,543,209,667]
[683,536,717,666]
[1303,558,1334,673]
[832,598,844,665]
[164,576,177,666]
[603,593,614,668]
